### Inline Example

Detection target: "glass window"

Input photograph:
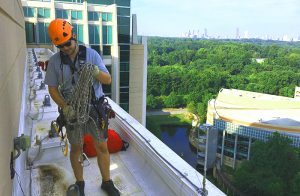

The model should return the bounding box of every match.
[37,8,50,18]
[120,87,129,93]
[88,12,93,21]
[102,12,112,22]
[108,26,112,44]
[38,22,45,42]
[77,24,83,43]
[44,9,50,18]
[72,23,84,43]
[88,24,100,44]
[25,22,35,43]
[120,51,129,62]
[120,62,129,71]
[56,9,69,19]
[119,103,129,111]
[120,88,129,111]
[107,13,112,21]
[102,13,107,21]
[120,86,129,111]
[87,0,113,5]
[103,46,111,55]
[120,92,129,102]
[103,26,107,44]
[120,71,129,86]
[37,8,43,18]
[102,25,113,45]
[87,0,98,4]
[23,7,35,17]
[71,10,76,18]
[118,34,130,44]
[71,10,82,20]
[88,11,100,21]
[118,25,130,36]
[120,45,130,50]
[38,22,51,44]
[116,0,130,7]
[117,7,130,16]
[117,16,130,25]
[77,11,82,19]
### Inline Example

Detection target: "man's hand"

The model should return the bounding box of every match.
[62,105,76,122]
[93,65,100,78]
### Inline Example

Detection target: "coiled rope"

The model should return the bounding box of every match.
[62,63,97,165]
[69,63,94,125]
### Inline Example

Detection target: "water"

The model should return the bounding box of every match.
[159,125,216,191]
[160,125,198,168]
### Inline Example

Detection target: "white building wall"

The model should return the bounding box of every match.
[0,0,27,195]
[129,42,147,126]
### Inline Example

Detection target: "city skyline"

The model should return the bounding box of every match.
[131,0,300,39]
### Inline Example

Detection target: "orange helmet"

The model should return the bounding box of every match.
[48,19,73,45]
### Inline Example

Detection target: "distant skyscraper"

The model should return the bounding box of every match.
[204,28,208,38]
[236,28,240,39]
[283,35,290,41]
[188,30,191,38]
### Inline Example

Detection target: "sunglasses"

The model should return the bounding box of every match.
[56,39,72,49]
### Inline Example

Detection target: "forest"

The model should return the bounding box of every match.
[147,37,300,122]
[233,133,300,195]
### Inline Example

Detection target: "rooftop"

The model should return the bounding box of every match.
[208,88,300,133]
[18,48,225,196]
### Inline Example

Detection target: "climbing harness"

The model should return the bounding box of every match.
[54,45,113,166]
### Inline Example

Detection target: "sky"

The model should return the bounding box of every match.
[131,0,300,39]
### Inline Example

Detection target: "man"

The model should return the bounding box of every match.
[45,19,119,196]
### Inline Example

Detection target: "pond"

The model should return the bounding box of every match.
[160,125,198,168]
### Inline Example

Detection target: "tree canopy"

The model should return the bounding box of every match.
[233,132,300,196]
[147,37,300,122]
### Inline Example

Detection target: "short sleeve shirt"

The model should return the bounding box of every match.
[45,47,109,101]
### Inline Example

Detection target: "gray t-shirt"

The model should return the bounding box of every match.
[45,47,109,101]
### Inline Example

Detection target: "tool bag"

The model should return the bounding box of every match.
[83,129,129,157]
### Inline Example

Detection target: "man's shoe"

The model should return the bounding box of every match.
[75,181,85,196]
[101,179,120,196]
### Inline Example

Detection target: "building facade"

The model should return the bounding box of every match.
[21,0,147,124]
[201,88,300,169]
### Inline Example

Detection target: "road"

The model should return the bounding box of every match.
[146,108,188,116]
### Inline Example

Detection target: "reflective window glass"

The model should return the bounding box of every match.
[25,22,35,43]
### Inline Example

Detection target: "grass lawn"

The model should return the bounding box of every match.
[146,114,192,136]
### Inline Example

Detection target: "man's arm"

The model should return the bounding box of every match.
[48,86,67,108]
[94,70,111,84]
[92,49,112,85]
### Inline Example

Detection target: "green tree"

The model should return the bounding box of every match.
[147,94,157,109]
[233,132,300,196]
[147,37,300,111]
[163,92,183,108]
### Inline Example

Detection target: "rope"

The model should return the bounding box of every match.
[69,63,94,125]
[64,63,96,165]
